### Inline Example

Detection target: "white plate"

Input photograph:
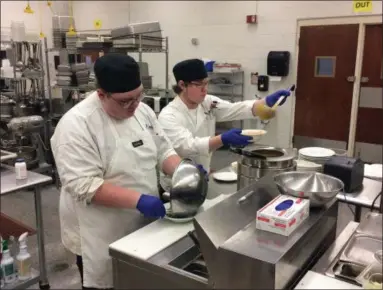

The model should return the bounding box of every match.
[241,129,267,136]
[212,171,238,182]
[163,203,196,223]
[164,215,194,223]
[299,147,335,158]
[296,159,322,169]
[364,164,382,180]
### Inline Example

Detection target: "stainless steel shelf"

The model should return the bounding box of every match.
[1,76,44,81]
[208,70,244,75]
[54,84,95,91]
[3,269,39,290]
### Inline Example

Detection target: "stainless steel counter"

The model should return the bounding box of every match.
[214,167,382,222]
[0,164,52,290]
[111,171,338,289]
[312,221,359,274]
[336,178,382,222]
[1,165,52,195]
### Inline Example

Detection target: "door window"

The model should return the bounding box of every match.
[315,56,336,77]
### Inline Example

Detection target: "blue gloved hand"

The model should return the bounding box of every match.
[197,164,209,181]
[221,128,252,146]
[265,90,291,107]
[136,194,166,218]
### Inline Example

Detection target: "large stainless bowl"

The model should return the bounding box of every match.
[274,171,344,207]
[166,159,208,218]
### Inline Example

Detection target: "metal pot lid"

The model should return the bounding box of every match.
[230,145,295,162]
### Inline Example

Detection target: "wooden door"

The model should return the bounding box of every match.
[293,24,359,150]
[355,24,383,163]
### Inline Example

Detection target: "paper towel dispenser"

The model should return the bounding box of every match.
[267,51,290,77]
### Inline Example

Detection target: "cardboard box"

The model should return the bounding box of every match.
[256,195,310,236]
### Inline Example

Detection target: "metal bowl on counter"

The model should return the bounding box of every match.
[274,171,344,207]
[162,159,208,218]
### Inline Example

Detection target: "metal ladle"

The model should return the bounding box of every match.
[261,85,296,130]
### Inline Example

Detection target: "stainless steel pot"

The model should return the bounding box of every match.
[231,145,296,190]
[231,145,295,168]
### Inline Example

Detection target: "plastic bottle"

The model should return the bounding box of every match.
[15,158,27,180]
[1,240,16,284]
[16,232,31,280]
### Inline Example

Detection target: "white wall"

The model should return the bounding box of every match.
[1,1,71,87]
[52,1,383,147]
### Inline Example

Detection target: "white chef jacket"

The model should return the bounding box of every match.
[158,94,255,190]
[50,91,176,288]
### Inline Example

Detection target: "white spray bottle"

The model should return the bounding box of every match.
[16,232,31,280]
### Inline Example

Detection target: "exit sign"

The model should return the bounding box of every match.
[353,0,373,13]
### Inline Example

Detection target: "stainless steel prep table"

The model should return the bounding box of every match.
[110,170,338,289]
[336,178,382,222]
[1,164,52,290]
[216,167,382,222]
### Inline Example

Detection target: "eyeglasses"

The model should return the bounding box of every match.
[189,81,209,88]
[109,92,145,108]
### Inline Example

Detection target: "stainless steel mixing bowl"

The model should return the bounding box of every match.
[274,171,344,207]
[165,159,208,218]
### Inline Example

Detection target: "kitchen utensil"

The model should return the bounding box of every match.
[274,171,344,207]
[165,159,208,218]
[237,190,255,204]
[261,85,296,130]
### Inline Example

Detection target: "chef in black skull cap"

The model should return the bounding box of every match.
[51,53,184,289]
[158,58,291,191]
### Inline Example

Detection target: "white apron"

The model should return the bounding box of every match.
[160,99,215,191]
[75,115,158,288]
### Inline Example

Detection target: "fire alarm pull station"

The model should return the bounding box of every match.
[258,75,269,92]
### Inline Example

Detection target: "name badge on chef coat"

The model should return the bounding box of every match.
[204,101,218,119]
[132,140,144,148]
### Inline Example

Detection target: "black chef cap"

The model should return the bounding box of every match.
[173,59,208,83]
[94,53,141,93]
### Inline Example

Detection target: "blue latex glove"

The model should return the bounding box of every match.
[265,90,291,107]
[221,128,252,146]
[197,164,209,181]
[136,194,166,218]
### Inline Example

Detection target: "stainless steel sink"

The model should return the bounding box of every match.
[340,234,382,266]
[323,221,383,287]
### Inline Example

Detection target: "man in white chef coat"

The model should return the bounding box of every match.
[51,54,185,289]
[158,58,291,190]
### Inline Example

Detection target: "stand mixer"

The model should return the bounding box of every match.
[6,115,47,169]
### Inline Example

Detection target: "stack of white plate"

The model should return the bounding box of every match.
[295,159,323,172]
[298,147,335,165]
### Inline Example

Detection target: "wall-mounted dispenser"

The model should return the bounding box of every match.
[267,51,290,77]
